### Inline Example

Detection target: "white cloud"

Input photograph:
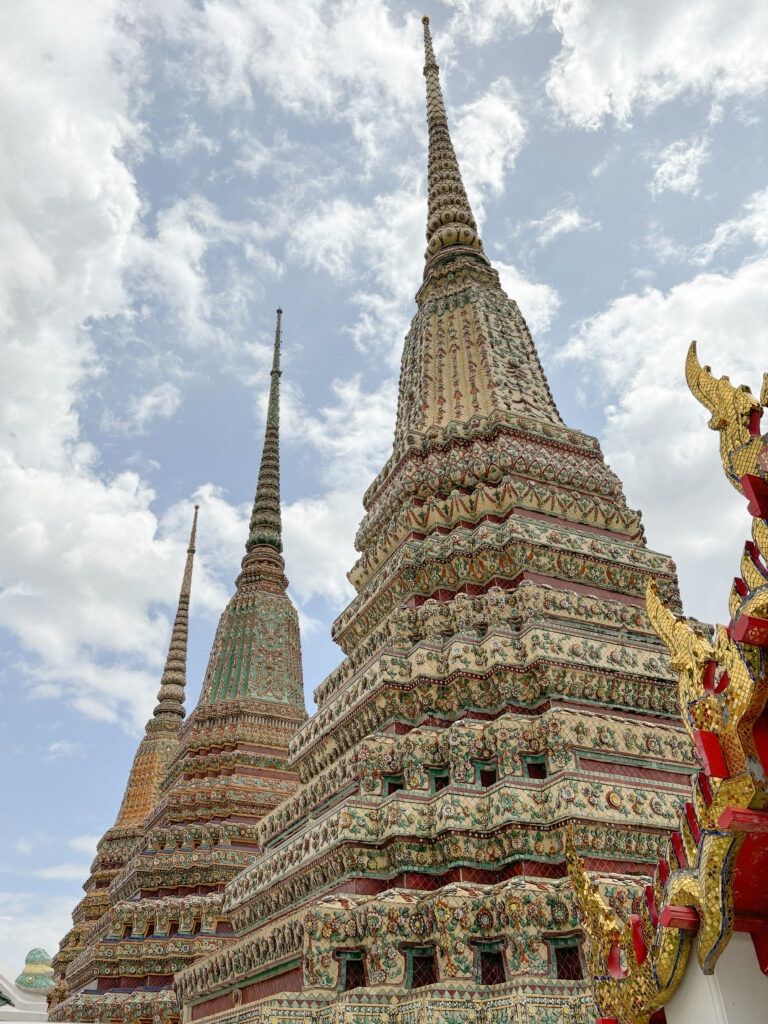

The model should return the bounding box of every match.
[68,834,99,856]
[521,205,601,247]
[496,262,561,335]
[46,741,85,760]
[286,182,424,363]
[33,863,90,881]
[650,135,710,197]
[129,194,282,346]
[128,383,183,433]
[443,0,548,45]
[159,118,220,161]
[453,78,526,205]
[447,1,768,128]
[147,1,424,165]
[0,2,287,734]
[545,0,768,128]
[0,892,74,971]
[561,256,768,625]
[694,186,768,265]
[282,376,396,608]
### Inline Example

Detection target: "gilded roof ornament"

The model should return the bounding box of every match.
[686,340,768,493]
[569,349,768,1024]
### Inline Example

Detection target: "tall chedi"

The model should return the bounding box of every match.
[176,20,697,1024]
[50,505,199,1004]
[50,311,307,1024]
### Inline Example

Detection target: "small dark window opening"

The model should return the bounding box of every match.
[554,943,582,980]
[475,761,497,788]
[341,953,365,992]
[191,921,201,936]
[383,774,404,796]
[525,757,547,780]
[144,924,154,939]
[120,925,132,940]
[478,948,506,986]
[409,948,437,989]
[431,769,449,793]
[167,921,179,936]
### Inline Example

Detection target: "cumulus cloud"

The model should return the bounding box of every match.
[68,834,99,856]
[453,78,526,205]
[33,863,91,881]
[129,195,282,347]
[521,205,601,247]
[443,0,548,45]
[544,0,768,128]
[128,383,183,433]
[282,376,396,608]
[0,892,75,971]
[694,186,768,265]
[495,262,561,335]
[561,257,768,624]
[145,0,424,165]
[446,0,768,129]
[0,2,285,734]
[287,182,424,362]
[650,135,711,197]
[46,741,85,760]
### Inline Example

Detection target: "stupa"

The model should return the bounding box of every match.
[49,311,307,1024]
[14,951,54,997]
[49,506,200,1002]
[0,949,53,1023]
[174,18,696,1024]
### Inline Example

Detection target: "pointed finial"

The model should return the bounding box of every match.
[243,309,284,569]
[153,504,198,719]
[422,16,485,266]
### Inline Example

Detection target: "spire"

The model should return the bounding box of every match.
[198,307,305,712]
[110,506,199,828]
[422,15,486,267]
[244,309,283,566]
[153,504,198,720]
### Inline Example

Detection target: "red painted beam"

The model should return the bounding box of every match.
[696,729,729,774]
[631,914,648,965]
[698,772,714,806]
[659,905,699,930]
[685,801,702,843]
[718,807,768,834]
[734,914,768,932]
[646,884,658,927]
[671,833,687,869]
[657,858,670,885]
[732,613,768,647]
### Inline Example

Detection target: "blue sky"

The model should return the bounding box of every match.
[1,0,767,972]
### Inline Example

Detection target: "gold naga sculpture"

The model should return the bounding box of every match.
[567,342,768,1024]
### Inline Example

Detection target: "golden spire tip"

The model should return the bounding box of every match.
[422,14,429,24]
